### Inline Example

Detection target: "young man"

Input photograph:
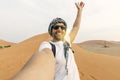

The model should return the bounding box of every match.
[12,1,84,80]
[39,1,85,80]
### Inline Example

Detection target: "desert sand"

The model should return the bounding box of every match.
[78,40,120,56]
[0,33,120,80]
[0,33,50,80]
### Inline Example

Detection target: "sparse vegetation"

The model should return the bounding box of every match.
[103,41,109,48]
[4,45,11,48]
[0,45,11,49]
[0,46,3,49]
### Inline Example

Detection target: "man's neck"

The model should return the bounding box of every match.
[51,39,64,42]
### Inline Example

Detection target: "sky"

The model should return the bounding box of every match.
[0,0,120,43]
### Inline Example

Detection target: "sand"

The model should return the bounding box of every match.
[73,44,120,80]
[0,33,120,80]
[0,33,50,80]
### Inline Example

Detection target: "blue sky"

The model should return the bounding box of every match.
[0,0,120,43]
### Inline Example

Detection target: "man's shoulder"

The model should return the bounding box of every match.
[40,41,52,47]
[41,41,49,44]
[39,41,51,51]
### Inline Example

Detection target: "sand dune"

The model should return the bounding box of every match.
[0,39,16,49]
[78,40,120,56]
[78,40,120,46]
[73,44,120,80]
[0,33,50,80]
[0,34,120,80]
[0,39,16,45]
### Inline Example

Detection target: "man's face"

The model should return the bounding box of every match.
[51,23,66,41]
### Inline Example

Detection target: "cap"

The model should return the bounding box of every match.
[48,17,67,36]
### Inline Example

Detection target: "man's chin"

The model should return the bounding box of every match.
[52,34,64,41]
[54,36,62,41]
[55,38,61,41]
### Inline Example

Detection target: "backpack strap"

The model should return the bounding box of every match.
[49,41,74,58]
[64,41,74,54]
[49,42,56,57]
[63,41,69,58]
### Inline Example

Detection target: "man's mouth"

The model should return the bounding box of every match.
[57,32,62,35]
[55,32,62,35]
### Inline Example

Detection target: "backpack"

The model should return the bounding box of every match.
[49,41,74,57]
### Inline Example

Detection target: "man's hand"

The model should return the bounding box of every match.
[75,1,85,11]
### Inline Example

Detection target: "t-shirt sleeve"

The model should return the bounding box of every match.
[39,42,51,51]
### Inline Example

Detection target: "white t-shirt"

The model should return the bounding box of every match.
[39,40,80,80]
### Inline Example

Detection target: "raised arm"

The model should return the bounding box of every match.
[69,1,85,43]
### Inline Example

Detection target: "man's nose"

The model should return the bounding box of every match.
[57,27,62,30]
